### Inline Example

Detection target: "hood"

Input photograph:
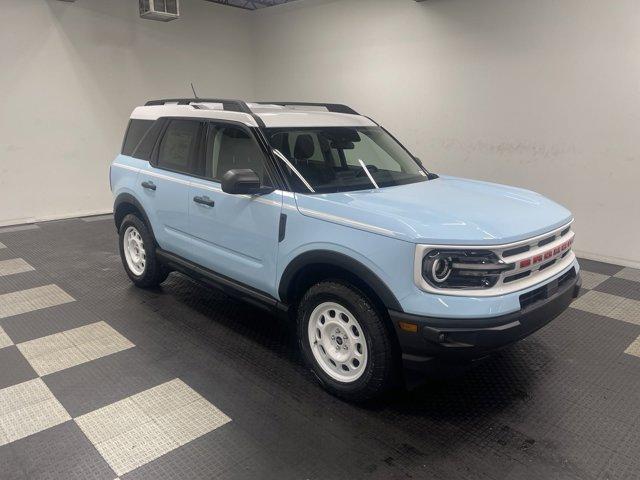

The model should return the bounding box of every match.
[294,176,573,245]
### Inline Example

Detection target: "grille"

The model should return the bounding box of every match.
[519,267,576,309]
[492,223,575,291]
[538,235,556,247]
[503,245,529,258]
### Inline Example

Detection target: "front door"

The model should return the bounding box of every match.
[138,118,203,259]
[188,122,283,297]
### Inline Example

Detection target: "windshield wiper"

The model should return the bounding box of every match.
[358,159,379,189]
[272,149,315,193]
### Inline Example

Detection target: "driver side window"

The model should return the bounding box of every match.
[205,123,272,186]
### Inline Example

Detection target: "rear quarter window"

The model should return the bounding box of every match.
[121,119,154,156]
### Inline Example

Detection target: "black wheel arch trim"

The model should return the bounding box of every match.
[278,250,403,311]
[113,193,156,242]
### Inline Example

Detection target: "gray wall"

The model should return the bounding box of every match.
[0,0,254,225]
[252,0,640,267]
[1,0,638,267]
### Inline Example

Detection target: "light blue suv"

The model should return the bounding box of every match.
[111,99,581,401]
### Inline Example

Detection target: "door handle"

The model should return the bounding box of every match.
[193,195,215,207]
[141,181,156,191]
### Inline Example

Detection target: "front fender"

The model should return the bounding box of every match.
[278,243,405,311]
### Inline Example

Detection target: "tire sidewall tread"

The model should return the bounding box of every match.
[298,280,394,402]
[118,214,168,288]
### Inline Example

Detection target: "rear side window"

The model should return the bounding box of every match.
[121,119,153,156]
[132,119,165,161]
[156,119,202,175]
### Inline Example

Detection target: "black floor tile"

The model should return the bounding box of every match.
[596,276,640,301]
[578,257,625,276]
[0,346,37,389]
[123,426,288,480]
[0,270,49,296]
[45,347,175,417]
[0,302,96,344]
[3,422,115,480]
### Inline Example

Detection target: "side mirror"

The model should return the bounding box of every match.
[221,169,270,195]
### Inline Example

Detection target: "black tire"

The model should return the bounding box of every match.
[118,213,169,288]
[297,281,395,402]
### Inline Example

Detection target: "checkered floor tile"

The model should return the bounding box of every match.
[1,219,640,480]
[579,270,610,290]
[76,379,231,476]
[0,284,75,319]
[0,258,34,278]
[616,267,640,283]
[0,326,12,349]
[0,378,71,446]
[16,321,135,376]
[625,335,640,357]
[572,290,640,325]
[0,249,232,478]
[571,261,640,359]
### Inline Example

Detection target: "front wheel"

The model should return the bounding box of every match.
[118,214,169,288]
[297,281,395,401]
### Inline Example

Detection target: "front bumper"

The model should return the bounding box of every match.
[389,267,581,373]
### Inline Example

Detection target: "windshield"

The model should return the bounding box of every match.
[264,126,428,193]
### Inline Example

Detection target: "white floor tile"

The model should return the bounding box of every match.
[93,422,178,476]
[0,258,34,278]
[615,267,640,284]
[76,378,231,476]
[0,379,71,446]
[156,398,231,446]
[16,332,73,358]
[76,335,135,360]
[580,271,610,290]
[64,322,116,345]
[0,285,75,319]
[0,399,71,445]
[624,335,640,357]
[130,379,201,420]
[572,290,640,325]
[27,346,91,376]
[76,398,153,445]
[17,321,134,376]
[0,326,13,350]
[0,378,53,415]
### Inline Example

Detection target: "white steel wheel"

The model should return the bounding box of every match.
[123,226,146,276]
[307,301,369,383]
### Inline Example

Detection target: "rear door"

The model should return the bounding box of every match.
[187,122,283,296]
[138,118,204,259]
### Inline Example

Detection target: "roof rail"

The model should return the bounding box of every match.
[255,102,359,115]
[144,98,252,114]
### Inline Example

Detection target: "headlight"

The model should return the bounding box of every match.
[422,249,514,289]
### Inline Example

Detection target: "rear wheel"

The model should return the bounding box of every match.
[118,214,169,288]
[298,281,395,401]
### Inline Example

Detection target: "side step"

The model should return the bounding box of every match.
[156,249,289,318]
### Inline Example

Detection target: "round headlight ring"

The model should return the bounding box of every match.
[429,256,452,283]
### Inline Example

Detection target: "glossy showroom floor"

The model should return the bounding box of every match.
[0,216,639,479]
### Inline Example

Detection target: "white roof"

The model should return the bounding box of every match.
[130,102,376,128]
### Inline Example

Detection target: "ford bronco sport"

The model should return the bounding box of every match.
[111,99,581,401]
